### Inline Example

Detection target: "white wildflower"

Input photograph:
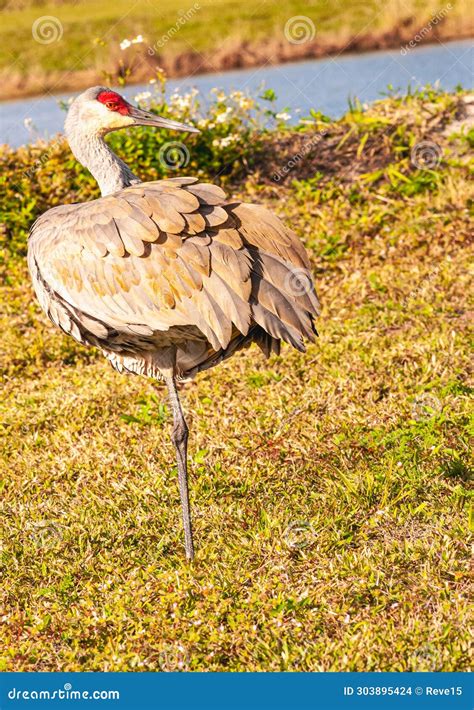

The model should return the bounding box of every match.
[215,107,232,124]
[120,35,144,51]
[211,88,227,102]
[229,91,253,110]
[276,112,292,121]
[169,90,197,113]
[134,91,151,104]
[212,134,239,148]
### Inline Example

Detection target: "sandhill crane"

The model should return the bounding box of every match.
[28,86,320,561]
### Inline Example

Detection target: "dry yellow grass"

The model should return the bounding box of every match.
[0,87,472,671]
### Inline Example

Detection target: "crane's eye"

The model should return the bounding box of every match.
[105,101,118,110]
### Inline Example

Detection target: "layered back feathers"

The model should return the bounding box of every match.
[28,177,319,377]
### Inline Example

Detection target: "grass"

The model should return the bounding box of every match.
[0,86,472,671]
[1,0,473,98]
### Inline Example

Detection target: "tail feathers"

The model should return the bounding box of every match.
[179,326,282,379]
[252,328,281,358]
[251,302,306,352]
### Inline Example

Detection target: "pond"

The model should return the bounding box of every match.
[0,39,472,147]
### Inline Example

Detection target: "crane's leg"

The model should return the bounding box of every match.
[164,375,194,561]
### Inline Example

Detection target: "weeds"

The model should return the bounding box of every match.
[0,86,472,671]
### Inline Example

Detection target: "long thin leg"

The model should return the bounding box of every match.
[165,375,194,561]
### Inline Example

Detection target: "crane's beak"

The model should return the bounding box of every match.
[129,106,200,133]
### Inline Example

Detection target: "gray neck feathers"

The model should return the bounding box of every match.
[65,127,140,196]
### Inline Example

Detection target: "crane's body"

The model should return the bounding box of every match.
[28,86,320,560]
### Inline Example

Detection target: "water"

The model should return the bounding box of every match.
[0,39,472,147]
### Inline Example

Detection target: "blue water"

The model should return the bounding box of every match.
[0,39,472,147]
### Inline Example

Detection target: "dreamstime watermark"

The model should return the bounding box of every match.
[401,4,453,55]
[284,16,316,44]
[8,683,119,701]
[148,3,201,55]
[158,644,190,671]
[403,265,440,307]
[22,137,64,180]
[409,643,443,671]
[32,16,63,44]
[283,520,316,549]
[411,140,442,169]
[27,520,63,550]
[367,512,441,551]
[272,128,328,182]
[411,393,442,421]
[158,141,190,170]
[284,267,314,299]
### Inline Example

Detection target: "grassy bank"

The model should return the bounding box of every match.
[0,87,472,671]
[1,0,473,99]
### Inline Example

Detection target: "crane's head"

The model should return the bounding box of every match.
[65,86,199,137]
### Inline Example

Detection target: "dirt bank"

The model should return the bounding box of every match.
[2,19,473,101]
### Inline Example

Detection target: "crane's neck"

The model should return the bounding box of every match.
[66,130,140,196]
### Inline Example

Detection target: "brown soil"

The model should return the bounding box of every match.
[252,94,472,187]
[2,20,473,101]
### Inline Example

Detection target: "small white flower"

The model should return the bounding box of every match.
[120,35,144,51]
[228,90,253,110]
[211,88,227,102]
[169,91,196,112]
[134,91,151,104]
[212,134,239,148]
[276,112,292,121]
[215,107,232,124]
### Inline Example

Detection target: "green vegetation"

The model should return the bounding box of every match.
[1,0,472,98]
[0,86,472,671]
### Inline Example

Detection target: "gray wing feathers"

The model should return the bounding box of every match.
[28,177,319,363]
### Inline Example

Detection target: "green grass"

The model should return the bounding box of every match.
[1,0,404,69]
[0,87,472,671]
[1,0,472,97]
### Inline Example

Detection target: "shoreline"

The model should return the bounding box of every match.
[2,25,473,102]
